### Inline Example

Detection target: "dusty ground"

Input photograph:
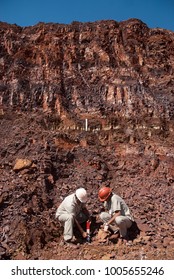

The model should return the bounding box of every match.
[0,111,174,260]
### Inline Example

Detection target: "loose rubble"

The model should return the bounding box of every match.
[0,112,174,260]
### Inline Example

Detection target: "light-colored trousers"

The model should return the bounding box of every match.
[57,212,86,241]
[100,212,132,237]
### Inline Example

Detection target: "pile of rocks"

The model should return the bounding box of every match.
[0,112,174,259]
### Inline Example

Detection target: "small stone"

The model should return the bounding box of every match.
[13,159,32,171]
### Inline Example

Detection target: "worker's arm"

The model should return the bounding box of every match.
[74,218,87,238]
[106,210,121,226]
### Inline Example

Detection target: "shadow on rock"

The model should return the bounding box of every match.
[128,221,141,241]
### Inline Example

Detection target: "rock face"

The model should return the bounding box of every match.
[0,19,174,260]
[1,19,174,128]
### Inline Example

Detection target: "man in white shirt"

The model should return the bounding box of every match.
[56,188,90,245]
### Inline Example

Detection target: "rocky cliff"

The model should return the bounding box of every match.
[0,19,174,260]
[1,19,174,129]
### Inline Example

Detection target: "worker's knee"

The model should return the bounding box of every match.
[58,213,74,223]
[99,212,108,221]
[99,212,104,220]
[115,216,124,225]
[67,214,74,222]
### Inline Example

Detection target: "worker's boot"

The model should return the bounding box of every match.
[60,236,78,247]
[117,234,132,246]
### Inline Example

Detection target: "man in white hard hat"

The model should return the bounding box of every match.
[55,188,90,245]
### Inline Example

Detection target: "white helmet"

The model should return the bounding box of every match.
[75,188,87,203]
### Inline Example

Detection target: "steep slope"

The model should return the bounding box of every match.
[1,19,174,128]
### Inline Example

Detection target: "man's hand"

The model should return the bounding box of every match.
[82,231,87,238]
[104,223,109,232]
[75,218,87,238]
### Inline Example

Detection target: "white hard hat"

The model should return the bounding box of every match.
[75,188,87,203]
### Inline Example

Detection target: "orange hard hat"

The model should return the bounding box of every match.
[98,187,112,202]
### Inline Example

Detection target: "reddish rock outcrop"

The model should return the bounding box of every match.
[1,19,174,128]
[0,19,174,260]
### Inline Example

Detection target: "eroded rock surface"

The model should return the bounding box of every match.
[0,19,174,260]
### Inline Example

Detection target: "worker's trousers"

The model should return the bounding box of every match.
[58,212,86,241]
[100,212,132,237]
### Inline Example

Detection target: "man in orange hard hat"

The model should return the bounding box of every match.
[98,186,134,244]
[56,187,90,245]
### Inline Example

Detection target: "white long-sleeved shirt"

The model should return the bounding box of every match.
[56,193,83,218]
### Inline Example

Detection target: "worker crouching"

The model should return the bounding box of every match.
[55,188,90,245]
[98,186,134,244]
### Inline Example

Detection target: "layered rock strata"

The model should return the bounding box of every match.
[0,19,174,131]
